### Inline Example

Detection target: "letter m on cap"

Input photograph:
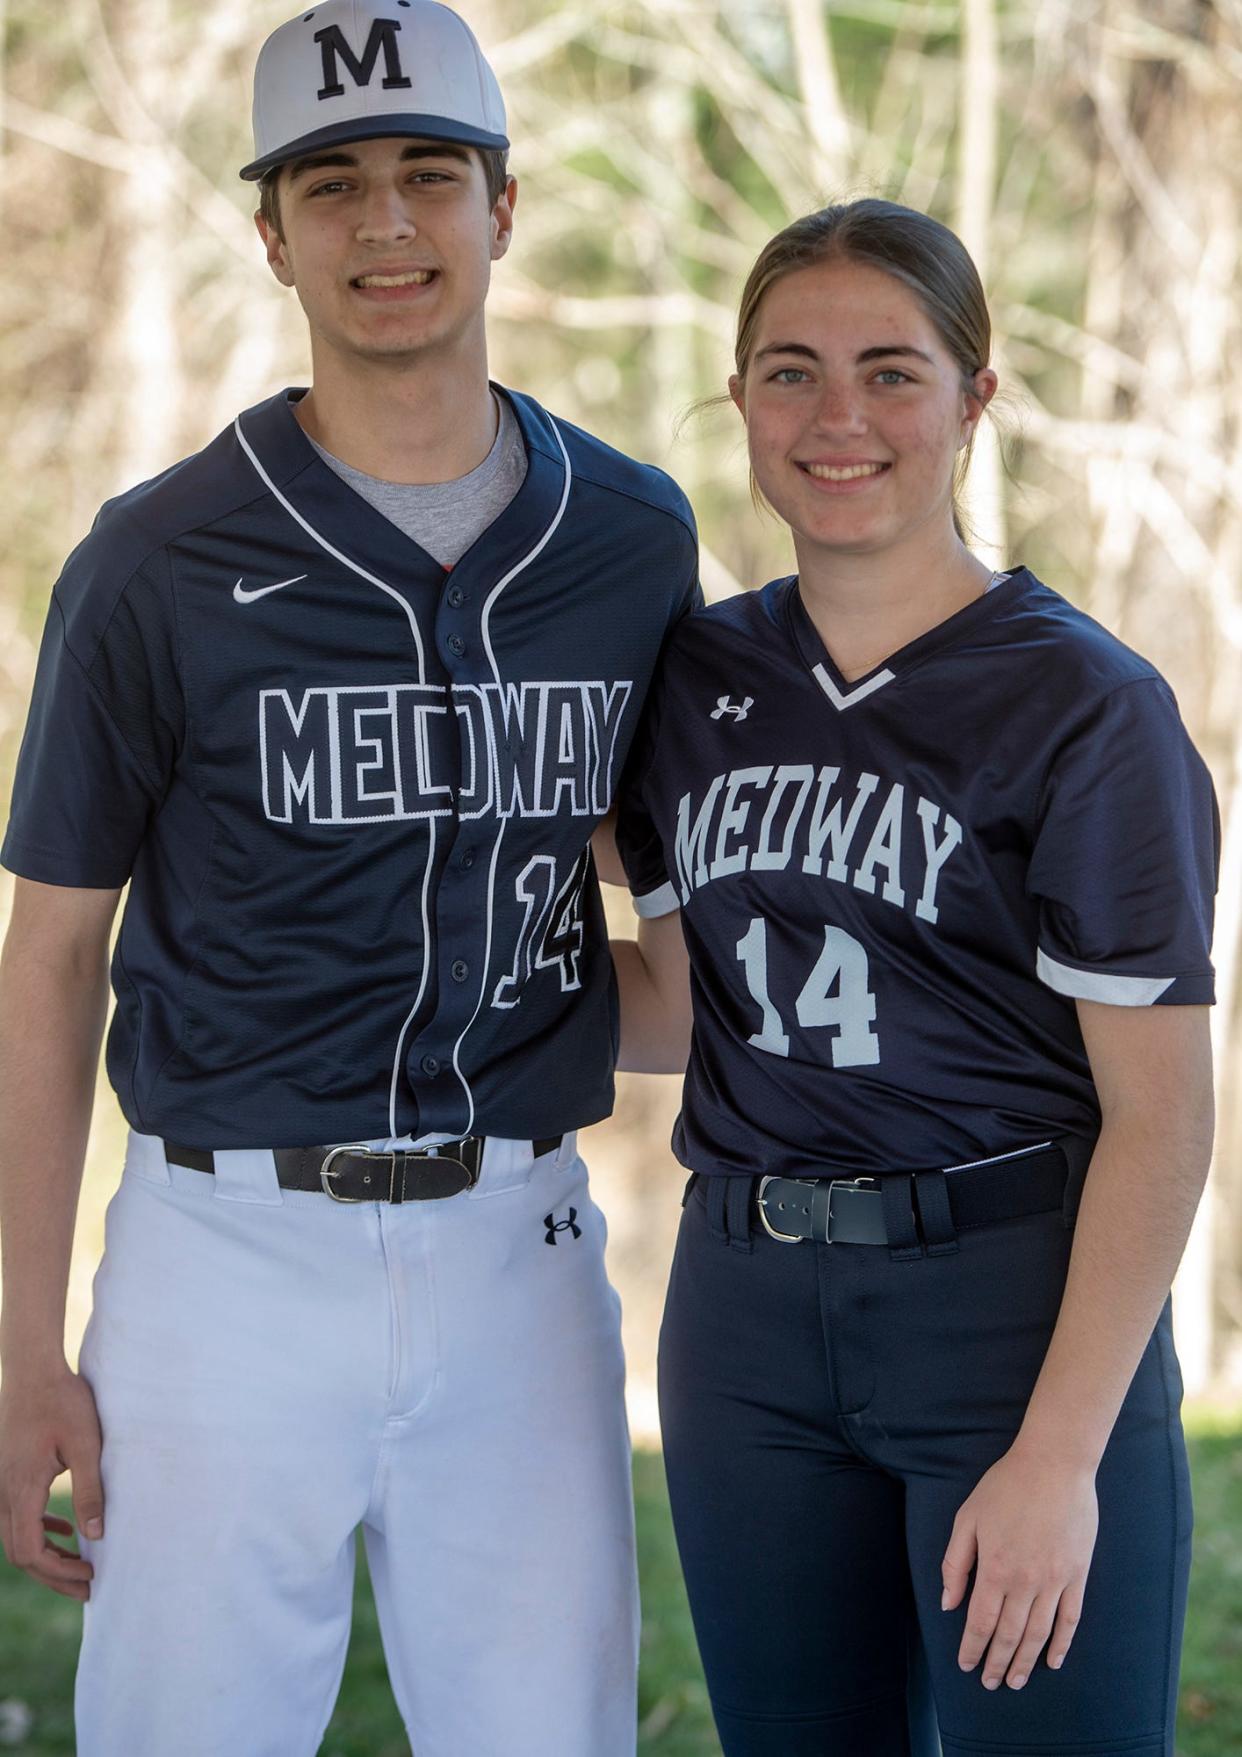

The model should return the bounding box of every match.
[315,17,412,100]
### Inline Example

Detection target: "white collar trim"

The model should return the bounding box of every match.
[811,662,896,711]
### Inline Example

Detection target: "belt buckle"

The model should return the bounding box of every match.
[756,1175,816,1244]
[320,1144,395,1202]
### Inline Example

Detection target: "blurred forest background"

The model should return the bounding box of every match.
[1,0,1241,1427]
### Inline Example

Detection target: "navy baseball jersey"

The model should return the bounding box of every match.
[617,569,1218,1179]
[2,387,698,1146]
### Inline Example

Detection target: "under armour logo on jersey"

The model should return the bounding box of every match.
[315,18,412,100]
[544,1208,582,1245]
[711,696,754,722]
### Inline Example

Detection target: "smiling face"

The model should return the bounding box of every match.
[256,135,515,369]
[730,257,995,563]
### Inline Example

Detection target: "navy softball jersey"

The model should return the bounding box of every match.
[2,387,698,1146]
[618,569,1218,1178]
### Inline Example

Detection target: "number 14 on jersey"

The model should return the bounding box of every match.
[736,917,880,1068]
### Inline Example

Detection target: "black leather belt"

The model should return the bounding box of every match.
[755,1141,1069,1245]
[164,1135,563,1203]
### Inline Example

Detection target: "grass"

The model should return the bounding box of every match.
[0,1425,1238,1755]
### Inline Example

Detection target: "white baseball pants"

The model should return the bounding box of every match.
[75,1130,638,1756]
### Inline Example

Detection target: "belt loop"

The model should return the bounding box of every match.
[913,1169,958,1256]
[211,1147,284,1206]
[725,1176,755,1253]
[881,1174,923,1261]
[704,1175,729,1244]
[129,1131,172,1187]
[1059,1135,1093,1226]
[704,1175,754,1253]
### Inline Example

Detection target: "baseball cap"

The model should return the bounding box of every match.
[240,0,508,182]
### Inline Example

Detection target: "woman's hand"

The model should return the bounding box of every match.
[940,1442,1098,1690]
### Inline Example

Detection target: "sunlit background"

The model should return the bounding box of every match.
[2,4,1241,1750]
[1,0,1240,1437]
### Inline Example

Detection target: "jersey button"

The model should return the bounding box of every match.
[451,959,470,983]
[420,1054,440,1076]
[459,847,476,871]
[447,634,467,657]
[447,585,466,608]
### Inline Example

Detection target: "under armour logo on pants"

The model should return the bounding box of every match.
[545,1209,582,1245]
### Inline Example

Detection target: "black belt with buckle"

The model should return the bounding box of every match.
[164,1135,563,1203]
[756,1141,1069,1245]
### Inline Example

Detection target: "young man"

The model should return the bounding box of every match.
[0,3,698,1751]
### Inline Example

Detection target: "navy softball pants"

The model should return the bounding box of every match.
[659,1166,1192,1757]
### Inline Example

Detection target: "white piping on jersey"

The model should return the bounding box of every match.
[940,1140,1053,1174]
[452,416,575,1137]
[450,820,509,1137]
[811,663,896,711]
[233,418,427,681]
[387,819,439,1138]
[1036,947,1174,1006]
[234,414,439,1140]
[479,419,574,678]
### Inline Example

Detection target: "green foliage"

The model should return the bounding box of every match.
[1,1422,1239,1754]
[1177,1415,1242,1755]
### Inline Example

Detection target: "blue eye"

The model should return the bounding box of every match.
[874,369,910,385]
[771,367,810,384]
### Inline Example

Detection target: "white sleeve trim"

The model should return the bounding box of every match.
[632,881,681,919]
[1036,948,1174,1006]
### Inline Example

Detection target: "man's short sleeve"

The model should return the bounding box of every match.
[1027,678,1218,1006]
[679,556,705,620]
[2,551,182,889]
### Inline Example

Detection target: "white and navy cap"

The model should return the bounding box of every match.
[240,0,508,182]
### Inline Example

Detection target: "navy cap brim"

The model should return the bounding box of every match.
[240,114,509,181]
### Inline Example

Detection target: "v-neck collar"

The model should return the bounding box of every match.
[234,384,570,605]
[780,567,1030,710]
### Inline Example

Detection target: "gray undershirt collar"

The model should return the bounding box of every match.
[306,391,529,568]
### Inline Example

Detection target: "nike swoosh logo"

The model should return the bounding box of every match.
[233,573,308,604]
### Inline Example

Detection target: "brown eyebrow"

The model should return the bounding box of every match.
[286,143,473,184]
[753,341,935,365]
[856,344,934,364]
[753,342,819,362]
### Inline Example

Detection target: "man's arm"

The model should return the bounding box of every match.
[941,1001,1214,1690]
[0,877,121,1599]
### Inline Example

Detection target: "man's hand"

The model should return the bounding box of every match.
[941,1442,1097,1690]
[0,1366,103,1600]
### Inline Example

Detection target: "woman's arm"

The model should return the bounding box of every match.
[612,911,692,1075]
[594,808,692,1074]
[591,810,628,888]
[941,1001,1213,1691]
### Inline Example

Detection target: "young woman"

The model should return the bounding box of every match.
[610,201,1217,1756]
